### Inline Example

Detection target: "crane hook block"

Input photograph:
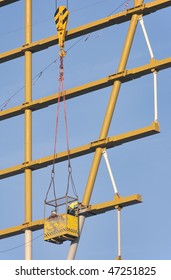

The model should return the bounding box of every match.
[54,6,69,50]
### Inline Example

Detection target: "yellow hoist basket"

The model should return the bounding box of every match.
[44,213,78,244]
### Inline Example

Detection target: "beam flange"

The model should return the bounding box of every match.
[1,57,171,121]
[0,122,160,179]
[0,194,142,239]
[0,0,171,63]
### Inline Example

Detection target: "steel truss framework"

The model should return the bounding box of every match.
[0,0,171,260]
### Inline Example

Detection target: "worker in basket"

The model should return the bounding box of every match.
[67,201,81,216]
[48,209,58,219]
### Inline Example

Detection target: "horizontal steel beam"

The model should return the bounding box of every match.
[0,194,142,239]
[0,219,44,239]
[80,194,142,217]
[0,122,160,179]
[0,0,170,63]
[1,57,171,121]
[0,0,20,7]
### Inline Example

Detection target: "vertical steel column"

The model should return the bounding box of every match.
[117,208,122,259]
[153,71,158,122]
[24,0,32,260]
[67,0,144,260]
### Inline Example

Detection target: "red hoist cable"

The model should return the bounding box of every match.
[58,55,77,197]
[45,3,77,208]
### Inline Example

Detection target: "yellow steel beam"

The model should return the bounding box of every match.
[1,57,171,121]
[82,194,142,217]
[81,0,143,210]
[66,0,144,259]
[0,0,170,63]
[0,194,142,239]
[0,122,160,179]
[0,0,20,7]
[0,219,44,239]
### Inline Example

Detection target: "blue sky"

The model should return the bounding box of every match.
[0,0,171,260]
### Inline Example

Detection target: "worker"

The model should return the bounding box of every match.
[48,209,58,219]
[67,201,81,216]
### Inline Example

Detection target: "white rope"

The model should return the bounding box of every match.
[117,207,121,258]
[139,16,154,59]
[153,71,158,122]
[139,16,158,122]
[102,149,119,195]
